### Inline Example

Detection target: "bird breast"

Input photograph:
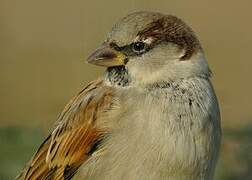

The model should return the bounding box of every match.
[77,77,221,180]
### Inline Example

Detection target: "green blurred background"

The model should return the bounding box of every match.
[0,0,252,179]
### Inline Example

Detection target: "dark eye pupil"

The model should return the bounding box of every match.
[132,42,146,52]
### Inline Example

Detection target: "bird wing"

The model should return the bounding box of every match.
[16,78,114,180]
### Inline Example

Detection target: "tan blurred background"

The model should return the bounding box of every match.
[0,0,252,179]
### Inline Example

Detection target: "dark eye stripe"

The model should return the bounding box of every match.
[109,42,122,51]
[110,42,151,57]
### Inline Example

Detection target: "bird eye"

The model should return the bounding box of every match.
[131,42,147,53]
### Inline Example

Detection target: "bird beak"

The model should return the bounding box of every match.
[87,43,126,67]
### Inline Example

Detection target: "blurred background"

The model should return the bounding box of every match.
[0,0,251,179]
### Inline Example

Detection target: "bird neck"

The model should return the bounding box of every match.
[104,65,210,89]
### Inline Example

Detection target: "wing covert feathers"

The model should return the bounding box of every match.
[16,79,113,180]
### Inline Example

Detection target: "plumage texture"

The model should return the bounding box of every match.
[75,76,221,180]
[16,79,114,179]
[17,11,221,180]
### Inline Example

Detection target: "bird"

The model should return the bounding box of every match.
[16,11,221,180]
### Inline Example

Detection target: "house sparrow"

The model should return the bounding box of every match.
[17,11,221,180]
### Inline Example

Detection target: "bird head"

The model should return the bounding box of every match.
[87,11,211,86]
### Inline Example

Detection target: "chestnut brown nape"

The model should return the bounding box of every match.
[137,15,201,60]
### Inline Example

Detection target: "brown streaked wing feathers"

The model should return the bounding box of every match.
[16,78,113,180]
